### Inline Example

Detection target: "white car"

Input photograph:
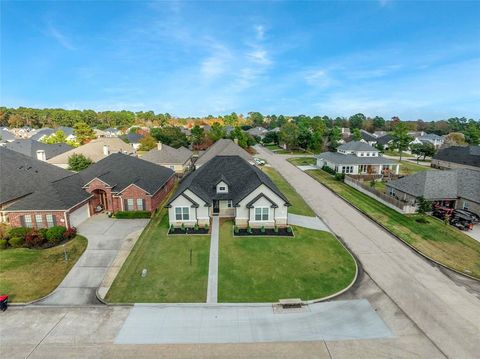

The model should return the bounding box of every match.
[254,158,266,166]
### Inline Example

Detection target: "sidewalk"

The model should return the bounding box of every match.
[206,216,220,303]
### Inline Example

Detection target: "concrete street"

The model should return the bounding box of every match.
[256,145,480,358]
[36,215,149,305]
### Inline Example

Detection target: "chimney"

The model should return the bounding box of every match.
[157,142,162,150]
[233,138,238,145]
[36,150,46,161]
[103,144,109,156]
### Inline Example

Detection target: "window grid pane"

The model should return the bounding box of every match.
[136,199,143,211]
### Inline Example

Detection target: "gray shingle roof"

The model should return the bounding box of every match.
[79,153,175,195]
[141,144,192,165]
[316,152,397,165]
[247,127,269,136]
[121,133,144,143]
[30,128,55,141]
[337,141,377,152]
[1,144,90,211]
[0,129,16,141]
[195,139,253,167]
[168,156,290,207]
[376,134,393,145]
[3,139,72,160]
[387,169,480,203]
[432,146,480,168]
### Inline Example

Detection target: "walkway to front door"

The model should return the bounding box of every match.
[206,216,220,303]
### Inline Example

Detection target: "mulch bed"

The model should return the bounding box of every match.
[168,227,209,235]
[234,227,294,237]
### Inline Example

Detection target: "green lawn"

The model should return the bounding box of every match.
[0,236,87,302]
[263,144,282,150]
[218,220,356,302]
[262,166,316,216]
[399,160,431,175]
[105,210,210,303]
[275,149,313,155]
[306,169,480,279]
[287,157,317,166]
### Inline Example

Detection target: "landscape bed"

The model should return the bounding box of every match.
[306,168,480,279]
[168,227,209,235]
[234,227,294,237]
[0,235,88,302]
[218,220,356,302]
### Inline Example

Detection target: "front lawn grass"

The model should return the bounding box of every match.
[105,210,210,303]
[262,166,316,217]
[0,236,87,302]
[306,169,480,279]
[287,157,317,166]
[263,143,282,150]
[383,149,414,157]
[218,221,356,302]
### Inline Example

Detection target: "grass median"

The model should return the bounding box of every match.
[218,220,356,302]
[306,169,480,279]
[0,235,87,302]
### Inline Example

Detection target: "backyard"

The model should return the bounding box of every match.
[0,236,87,302]
[306,169,480,279]
[398,160,432,175]
[218,220,356,302]
[262,166,316,216]
[105,210,210,303]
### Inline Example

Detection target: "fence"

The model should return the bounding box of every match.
[344,176,417,214]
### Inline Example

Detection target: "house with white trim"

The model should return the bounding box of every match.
[166,156,290,228]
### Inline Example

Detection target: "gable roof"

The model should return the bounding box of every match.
[0,147,80,207]
[79,153,175,194]
[432,146,480,168]
[376,134,393,145]
[168,156,290,207]
[316,151,396,165]
[247,127,269,136]
[338,141,378,152]
[141,144,192,165]
[121,133,144,144]
[347,130,377,143]
[30,128,55,141]
[47,137,134,165]
[3,139,72,160]
[195,139,253,167]
[387,169,480,203]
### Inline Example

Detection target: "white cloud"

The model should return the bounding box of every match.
[46,23,75,50]
[304,69,333,88]
[247,49,272,65]
[254,25,265,40]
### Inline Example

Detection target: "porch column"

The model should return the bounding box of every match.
[395,164,399,175]
[378,166,382,174]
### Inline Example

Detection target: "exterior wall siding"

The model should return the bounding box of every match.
[7,211,67,228]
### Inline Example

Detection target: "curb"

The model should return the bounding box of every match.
[304,169,480,283]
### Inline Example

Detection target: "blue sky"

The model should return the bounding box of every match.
[1,1,479,120]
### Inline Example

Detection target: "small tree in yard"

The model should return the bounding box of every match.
[391,122,413,161]
[68,154,93,171]
[417,196,431,214]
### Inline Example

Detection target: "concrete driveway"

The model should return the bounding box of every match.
[287,213,331,232]
[36,215,149,305]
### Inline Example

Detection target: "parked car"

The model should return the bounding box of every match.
[453,209,480,224]
[450,212,474,231]
[254,158,266,166]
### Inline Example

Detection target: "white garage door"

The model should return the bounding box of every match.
[69,203,90,227]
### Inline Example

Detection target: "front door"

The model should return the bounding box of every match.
[213,200,220,215]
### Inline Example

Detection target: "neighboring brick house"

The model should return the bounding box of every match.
[431,145,480,172]
[167,156,290,228]
[1,148,175,229]
[79,153,175,215]
[386,169,480,215]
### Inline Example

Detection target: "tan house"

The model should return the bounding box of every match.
[141,143,193,175]
[47,137,135,169]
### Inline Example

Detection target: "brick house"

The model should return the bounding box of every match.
[1,148,175,229]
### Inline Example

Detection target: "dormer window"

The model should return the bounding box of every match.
[216,181,229,193]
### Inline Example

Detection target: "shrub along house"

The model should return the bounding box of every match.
[1,148,175,229]
[316,141,400,176]
[167,156,290,228]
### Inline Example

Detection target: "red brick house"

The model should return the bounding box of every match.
[1,148,175,229]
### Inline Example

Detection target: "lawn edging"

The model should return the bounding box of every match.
[305,170,480,282]
[9,235,88,306]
